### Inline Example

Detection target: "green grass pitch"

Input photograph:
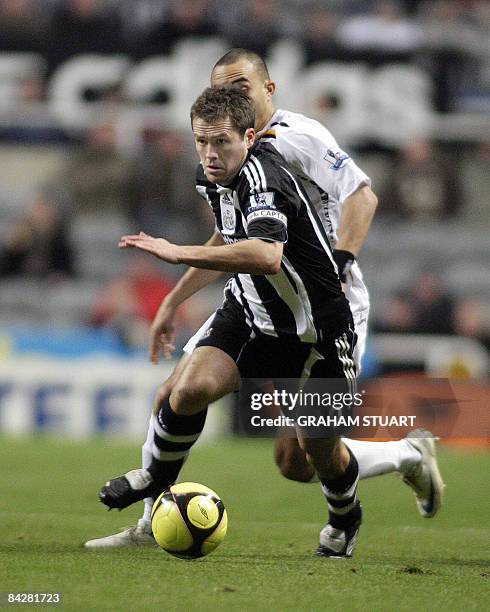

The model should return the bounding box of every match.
[1,436,489,611]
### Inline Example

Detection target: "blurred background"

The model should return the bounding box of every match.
[0,0,488,441]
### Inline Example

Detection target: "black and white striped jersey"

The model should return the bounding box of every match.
[196,141,352,343]
[256,109,371,321]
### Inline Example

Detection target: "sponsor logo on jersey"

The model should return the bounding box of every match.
[324,148,350,170]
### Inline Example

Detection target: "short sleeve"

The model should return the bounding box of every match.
[244,190,288,243]
[274,123,371,203]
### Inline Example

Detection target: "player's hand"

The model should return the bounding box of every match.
[149,301,177,363]
[119,232,180,264]
[333,249,355,283]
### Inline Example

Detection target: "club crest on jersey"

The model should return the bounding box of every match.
[324,149,350,170]
[220,192,236,234]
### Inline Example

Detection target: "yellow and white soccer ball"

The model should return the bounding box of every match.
[151,482,228,559]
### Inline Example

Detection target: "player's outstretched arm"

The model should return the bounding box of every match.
[120,230,282,361]
[120,231,283,275]
[136,231,225,363]
[334,185,378,281]
[176,238,283,274]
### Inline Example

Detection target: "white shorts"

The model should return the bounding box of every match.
[345,261,370,373]
[184,261,370,373]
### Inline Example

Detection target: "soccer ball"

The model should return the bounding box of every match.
[151,482,228,559]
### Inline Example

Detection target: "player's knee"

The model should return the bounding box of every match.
[153,381,172,414]
[279,456,315,483]
[152,361,187,414]
[170,375,216,414]
[274,441,315,483]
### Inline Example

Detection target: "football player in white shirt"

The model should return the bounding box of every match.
[85,49,444,550]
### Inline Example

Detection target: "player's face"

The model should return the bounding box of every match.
[193,117,255,185]
[211,60,276,132]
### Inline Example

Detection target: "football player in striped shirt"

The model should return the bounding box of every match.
[85,50,443,551]
[99,86,363,556]
[209,49,442,509]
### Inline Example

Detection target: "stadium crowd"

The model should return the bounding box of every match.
[0,0,488,111]
[0,0,488,371]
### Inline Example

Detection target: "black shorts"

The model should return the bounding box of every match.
[196,295,358,434]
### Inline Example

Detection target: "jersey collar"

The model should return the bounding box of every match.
[216,143,262,192]
[256,109,283,138]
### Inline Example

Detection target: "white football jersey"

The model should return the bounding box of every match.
[257,108,371,321]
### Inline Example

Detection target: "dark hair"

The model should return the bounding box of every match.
[212,48,270,81]
[190,87,255,136]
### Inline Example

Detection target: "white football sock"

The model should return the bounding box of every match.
[142,417,154,523]
[342,438,421,480]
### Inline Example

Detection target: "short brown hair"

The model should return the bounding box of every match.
[190,87,255,136]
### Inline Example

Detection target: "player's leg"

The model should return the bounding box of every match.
[338,313,432,484]
[274,432,423,481]
[85,317,218,547]
[296,326,362,558]
[98,345,239,510]
[140,313,214,505]
[343,301,443,512]
[243,328,362,558]
[140,352,192,522]
[273,430,315,482]
[273,434,443,520]
[97,296,250,513]
[273,315,443,517]
[85,353,193,548]
[297,433,361,558]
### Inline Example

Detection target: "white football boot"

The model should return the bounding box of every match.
[84,518,156,549]
[316,499,362,558]
[403,429,445,518]
[316,518,361,558]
